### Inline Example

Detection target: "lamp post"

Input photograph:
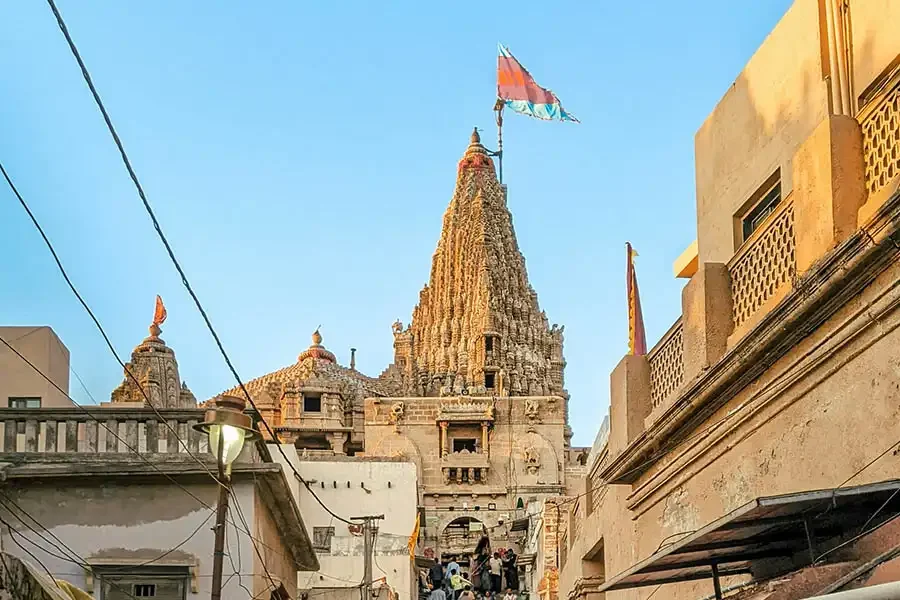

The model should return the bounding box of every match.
[193,394,260,600]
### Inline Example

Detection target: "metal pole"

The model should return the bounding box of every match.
[211,438,229,600]
[363,519,373,600]
[494,99,504,184]
[710,563,723,600]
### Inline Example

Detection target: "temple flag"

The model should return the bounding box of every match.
[626,243,647,356]
[497,44,579,122]
[407,514,420,560]
[152,295,167,327]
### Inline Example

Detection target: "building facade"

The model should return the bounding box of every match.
[219,130,587,573]
[559,1,900,599]
[0,326,72,409]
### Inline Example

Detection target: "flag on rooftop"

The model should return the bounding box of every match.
[152,295,167,327]
[497,44,579,123]
[626,242,647,356]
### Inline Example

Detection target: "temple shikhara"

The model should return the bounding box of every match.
[195,128,586,563]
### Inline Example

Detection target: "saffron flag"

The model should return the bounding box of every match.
[626,243,647,356]
[407,514,420,560]
[152,295,167,327]
[497,44,578,122]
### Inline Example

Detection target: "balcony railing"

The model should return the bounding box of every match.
[729,199,796,330]
[648,318,684,409]
[861,71,900,196]
[0,407,210,456]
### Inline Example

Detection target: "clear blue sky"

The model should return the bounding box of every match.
[1,1,792,446]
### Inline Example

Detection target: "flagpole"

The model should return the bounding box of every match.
[494,98,505,184]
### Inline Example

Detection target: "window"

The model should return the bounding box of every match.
[98,568,187,600]
[453,438,477,453]
[313,526,335,553]
[134,584,156,597]
[8,397,41,408]
[484,336,493,352]
[741,181,782,242]
[484,372,495,389]
[303,393,322,412]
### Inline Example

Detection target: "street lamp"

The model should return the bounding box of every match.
[193,394,260,600]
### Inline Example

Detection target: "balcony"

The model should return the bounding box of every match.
[728,198,796,332]
[861,72,900,197]
[441,450,489,484]
[648,318,684,410]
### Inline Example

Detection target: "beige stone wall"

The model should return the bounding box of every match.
[694,0,829,265]
[849,0,900,102]
[254,487,298,599]
[0,326,71,408]
[364,395,569,557]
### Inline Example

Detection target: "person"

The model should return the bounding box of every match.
[429,562,445,591]
[429,583,447,600]
[502,549,518,591]
[489,552,502,593]
[459,585,476,600]
[449,568,471,600]
[448,560,460,578]
[503,588,516,600]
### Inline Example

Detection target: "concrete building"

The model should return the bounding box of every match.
[0,326,72,408]
[558,1,900,600]
[215,129,589,575]
[0,405,318,599]
[273,449,419,600]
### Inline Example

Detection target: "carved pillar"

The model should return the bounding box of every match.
[329,432,347,456]
[481,422,489,455]
[440,422,448,457]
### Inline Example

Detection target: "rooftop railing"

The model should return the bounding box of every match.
[648,318,684,409]
[861,71,900,196]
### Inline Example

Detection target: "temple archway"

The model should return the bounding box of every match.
[439,516,487,566]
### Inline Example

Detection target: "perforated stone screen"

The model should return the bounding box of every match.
[649,319,684,409]
[862,82,900,195]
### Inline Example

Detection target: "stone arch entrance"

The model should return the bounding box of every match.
[439,516,487,565]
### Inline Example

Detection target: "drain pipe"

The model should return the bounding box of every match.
[803,581,900,599]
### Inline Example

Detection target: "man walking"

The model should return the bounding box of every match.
[489,552,502,593]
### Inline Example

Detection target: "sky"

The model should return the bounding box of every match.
[0,1,793,446]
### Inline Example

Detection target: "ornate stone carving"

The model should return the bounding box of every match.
[389,401,405,425]
[524,446,541,474]
[382,130,567,399]
[524,397,541,421]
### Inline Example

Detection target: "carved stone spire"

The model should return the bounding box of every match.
[110,301,196,408]
[388,130,566,398]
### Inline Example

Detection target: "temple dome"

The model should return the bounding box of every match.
[298,329,336,363]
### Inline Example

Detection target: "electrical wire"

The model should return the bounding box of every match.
[0,333,287,579]
[229,482,280,593]
[0,160,221,487]
[226,500,255,599]
[42,0,359,527]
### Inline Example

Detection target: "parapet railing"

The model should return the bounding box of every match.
[648,317,684,409]
[728,199,796,331]
[860,69,900,197]
[0,407,210,455]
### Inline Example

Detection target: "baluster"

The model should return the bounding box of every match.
[178,421,190,454]
[24,420,38,453]
[187,420,200,453]
[85,421,98,453]
[65,421,78,452]
[125,420,138,453]
[167,420,179,453]
[146,420,159,454]
[45,421,58,452]
[105,419,118,453]
[3,421,15,452]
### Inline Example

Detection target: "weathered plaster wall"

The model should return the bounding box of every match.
[254,486,299,599]
[272,447,419,600]
[0,326,71,408]
[605,258,900,600]
[849,0,900,100]
[0,480,260,599]
[694,0,828,264]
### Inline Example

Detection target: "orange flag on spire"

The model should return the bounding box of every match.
[152,295,167,327]
[626,243,647,356]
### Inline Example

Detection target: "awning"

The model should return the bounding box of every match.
[599,480,900,595]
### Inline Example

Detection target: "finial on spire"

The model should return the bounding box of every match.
[471,127,481,144]
[312,326,323,346]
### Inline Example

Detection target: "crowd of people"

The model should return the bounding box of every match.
[422,539,523,600]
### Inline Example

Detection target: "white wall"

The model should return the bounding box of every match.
[272,445,419,600]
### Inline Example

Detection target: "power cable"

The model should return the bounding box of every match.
[42,0,358,526]
[0,333,284,579]
[0,160,221,487]
[229,481,280,593]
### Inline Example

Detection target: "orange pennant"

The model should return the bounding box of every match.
[152,295,167,327]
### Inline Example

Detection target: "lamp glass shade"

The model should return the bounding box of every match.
[209,423,246,466]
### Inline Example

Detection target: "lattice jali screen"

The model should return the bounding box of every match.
[648,319,684,409]
[862,81,900,196]
[729,202,795,329]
